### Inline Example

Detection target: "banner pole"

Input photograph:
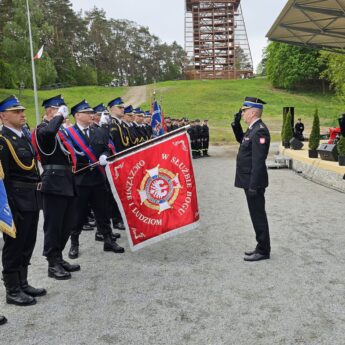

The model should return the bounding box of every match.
[74,125,191,174]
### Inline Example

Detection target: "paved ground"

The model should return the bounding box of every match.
[1,145,345,345]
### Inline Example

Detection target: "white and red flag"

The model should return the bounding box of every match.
[33,45,44,60]
[106,128,200,251]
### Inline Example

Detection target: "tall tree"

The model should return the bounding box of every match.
[266,42,325,90]
[0,0,57,88]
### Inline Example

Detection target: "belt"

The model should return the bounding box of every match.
[43,164,72,171]
[11,181,42,191]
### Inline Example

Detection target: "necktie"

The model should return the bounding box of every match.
[83,128,89,138]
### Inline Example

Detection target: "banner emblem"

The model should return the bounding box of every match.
[139,165,181,213]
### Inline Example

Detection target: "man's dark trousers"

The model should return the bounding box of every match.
[245,188,270,255]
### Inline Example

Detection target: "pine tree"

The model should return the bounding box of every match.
[309,109,320,151]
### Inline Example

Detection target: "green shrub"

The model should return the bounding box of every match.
[309,108,320,150]
[282,111,294,144]
[337,135,345,156]
[281,111,287,143]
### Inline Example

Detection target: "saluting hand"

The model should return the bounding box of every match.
[56,105,68,119]
[234,109,242,124]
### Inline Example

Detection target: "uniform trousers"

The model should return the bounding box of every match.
[71,183,112,239]
[42,194,75,259]
[2,211,39,273]
[108,190,122,222]
[244,188,271,255]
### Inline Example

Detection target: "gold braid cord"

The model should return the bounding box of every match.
[125,127,139,145]
[0,135,35,171]
[0,161,4,180]
[117,123,130,147]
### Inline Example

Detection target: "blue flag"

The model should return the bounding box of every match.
[150,101,165,137]
[0,178,16,239]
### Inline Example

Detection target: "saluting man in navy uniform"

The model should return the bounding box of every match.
[231,97,271,262]
[35,95,80,280]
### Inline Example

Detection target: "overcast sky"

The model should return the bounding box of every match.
[71,0,287,70]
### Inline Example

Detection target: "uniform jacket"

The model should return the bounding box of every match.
[0,126,41,212]
[70,124,110,187]
[231,119,270,190]
[36,116,76,197]
[106,117,130,152]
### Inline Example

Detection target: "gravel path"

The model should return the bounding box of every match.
[122,86,147,107]
[1,145,345,345]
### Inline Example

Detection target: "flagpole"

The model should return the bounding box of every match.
[26,0,40,125]
[74,125,191,174]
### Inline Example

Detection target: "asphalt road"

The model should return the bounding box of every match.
[1,145,345,345]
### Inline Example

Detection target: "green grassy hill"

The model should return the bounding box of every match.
[1,78,342,143]
[142,78,344,143]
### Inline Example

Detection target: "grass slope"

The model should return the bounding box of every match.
[142,78,343,143]
[1,78,342,143]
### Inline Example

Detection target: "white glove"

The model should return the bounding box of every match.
[99,155,108,166]
[99,112,110,125]
[57,105,68,119]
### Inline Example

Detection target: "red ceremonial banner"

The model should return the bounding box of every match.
[106,130,200,251]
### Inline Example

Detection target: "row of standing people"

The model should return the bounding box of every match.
[165,117,210,159]
[0,95,155,323]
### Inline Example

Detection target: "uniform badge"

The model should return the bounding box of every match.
[12,136,16,140]
[260,138,266,144]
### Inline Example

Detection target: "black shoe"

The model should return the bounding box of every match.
[87,217,96,227]
[48,263,71,280]
[60,260,80,272]
[244,249,257,256]
[3,273,36,306]
[6,290,36,306]
[68,245,79,259]
[95,232,121,242]
[244,252,270,262]
[104,239,125,253]
[0,315,7,325]
[21,285,46,297]
[112,220,125,230]
[82,223,94,231]
[19,267,47,297]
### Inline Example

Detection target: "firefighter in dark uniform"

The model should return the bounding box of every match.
[123,105,139,147]
[201,119,210,157]
[144,111,153,138]
[0,95,46,306]
[231,97,271,262]
[107,97,130,153]
[294,118,304,141]
[68,100,124,260]
[133,108,149,143]
[92,103,121,243]
[35,95,80,280]
[102,98,127,230]
[195,119,202,158]
[188,120,197,159]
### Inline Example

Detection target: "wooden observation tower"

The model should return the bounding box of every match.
[185,0,253,80]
